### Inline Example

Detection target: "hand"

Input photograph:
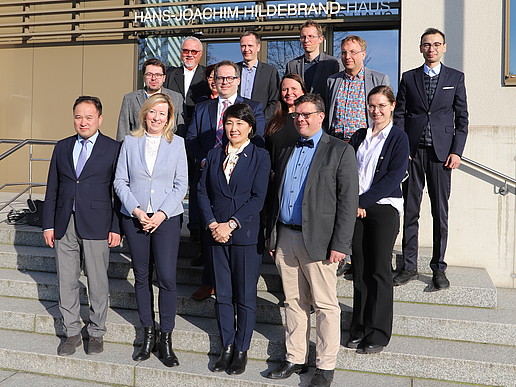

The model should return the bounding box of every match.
[208,221,219,231]
[108,232,121,247]
[43,229,54,248]
[357,208,367,218]
[329,250,347,264]
[133,208,151,227]
[444,153,461,169]
[211,222,232,243]
[143,211,166,233]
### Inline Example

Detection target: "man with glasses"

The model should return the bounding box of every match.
[116,58,184,140]
[237,31,279,122]
[393,28,468,290]
[164,36,210,127]
[265,93,358,387]
[185,60,265,301]
[286,20,340,102]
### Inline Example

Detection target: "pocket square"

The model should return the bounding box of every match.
[443,86,454,89]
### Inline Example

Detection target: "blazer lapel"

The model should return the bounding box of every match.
[135,90,146,109]
[228,143,253,193]
[216,149,233,198]
[303,133,330,195]
[251,61,262,97]
[429,64,448,109]
[66,136,77,178]
[137,135,151,176]
[415,66,429,109]
[77,132,104,179]
[173,69,185,98]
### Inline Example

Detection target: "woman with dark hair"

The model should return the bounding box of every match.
[265,73,306,166]
[114,93,188,366]
[197,64,218,103]
[346,85,409,354]
[197,103,270,375]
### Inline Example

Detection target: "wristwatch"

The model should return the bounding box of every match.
[228,219,238,229]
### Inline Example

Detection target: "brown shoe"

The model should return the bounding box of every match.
[191,284,214,301]
[58,334,82,356]
[87,336,104,354]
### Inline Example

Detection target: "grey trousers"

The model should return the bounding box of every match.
[54,214,110,338]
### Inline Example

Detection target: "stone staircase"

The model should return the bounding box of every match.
[0,219,515,386]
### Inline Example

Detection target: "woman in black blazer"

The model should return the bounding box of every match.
[346,85,410,354]
[197,103,270,375]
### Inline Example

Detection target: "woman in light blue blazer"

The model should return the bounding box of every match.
[114,93,188,367]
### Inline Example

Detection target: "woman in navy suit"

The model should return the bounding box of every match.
[114,93,188,366]
[346,86,409,354]
[197,103,270,375]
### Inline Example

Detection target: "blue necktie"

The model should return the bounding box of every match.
[75,139,88,177]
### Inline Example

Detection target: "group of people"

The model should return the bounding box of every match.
[42,19,468,387]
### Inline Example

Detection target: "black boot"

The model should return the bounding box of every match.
[212,344,234,372]
[158,331,179,367]
[133,326,156,361]
[228,350,247,375]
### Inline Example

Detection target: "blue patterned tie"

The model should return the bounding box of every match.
[75,139,88,177]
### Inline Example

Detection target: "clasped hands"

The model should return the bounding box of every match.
[208,221,232,243]
[133,208,166,233]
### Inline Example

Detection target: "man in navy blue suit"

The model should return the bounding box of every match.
[185,60,265,301]
[42,96,121,356]
[393,28,468,290]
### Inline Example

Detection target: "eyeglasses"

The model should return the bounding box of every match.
[290,111,320,119]
[299,35,321,41]
[144,73,164,79]
[420,42,443,50]
[215,76,238,84]
[341,50,365,57]
[368,104,391,111]
[182,49,201,55]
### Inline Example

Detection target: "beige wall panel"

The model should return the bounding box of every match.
[31,45,83,140]
[82,42,136,139]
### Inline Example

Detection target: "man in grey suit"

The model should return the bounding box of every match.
[237,31,279,122]
[265,94,358,387]
[116,58,185,140]
[326,35,390,141]
[286,20,340,102]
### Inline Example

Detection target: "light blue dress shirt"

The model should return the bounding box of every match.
[279,129,323,226]
[240,61,258,100]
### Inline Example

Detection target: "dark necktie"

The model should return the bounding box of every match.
[296,139,314,148]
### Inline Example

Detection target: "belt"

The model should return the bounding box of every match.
[279,222,302,231]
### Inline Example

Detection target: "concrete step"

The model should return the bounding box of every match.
[1,321,513,386]
[0,370,110,386]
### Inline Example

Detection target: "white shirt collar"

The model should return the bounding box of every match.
[424,62,442,77]
[219,93,238,105]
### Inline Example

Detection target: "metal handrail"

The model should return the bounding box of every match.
[461,156,515,195]
[0,138,56,210]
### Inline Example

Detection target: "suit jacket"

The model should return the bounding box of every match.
[286,52,340,101]
[197,143,270,245]
[267,131,358,259]
[393,64,469,162]
[116,88,185,140]
[42,132,121,240]
[164,65,211,125]
[349,126,410,209]
[237,61,280,122]
[185,96,266,165]
[114,134,188,218]
[326,68,390,129]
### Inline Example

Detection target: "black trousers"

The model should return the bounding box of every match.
[402,146,451,273]
[210,244,262,352]
[350,204,399,346]
[122,214,181,332]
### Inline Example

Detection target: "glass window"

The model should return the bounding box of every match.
[505,0,516,85]
[206,42,242,65]
[334,30,399,94]
[267,40,305,77]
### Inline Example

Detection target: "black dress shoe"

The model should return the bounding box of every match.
[345,337,362,349]
[309,368,334,387]
[227,350,247,375]
[393,269,418,286]
[336,260,352,277]
[158,331,179,367]
[433,271,450,289]
[212,344,234,372]
[356,344,384,354]
[134,326,156,361]
[266,361,308,379]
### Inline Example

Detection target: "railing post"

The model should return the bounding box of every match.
[29,143,33,200]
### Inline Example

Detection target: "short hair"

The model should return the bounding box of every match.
[142,58,166,77]
[341,35,367,51]
[205,63,216,79]
[133,93,176,142]
[182,36,203,50]
[367,85,396,105]
[214,60,240,78]
[420,28,446,44]
[223,103,256,138]
[294,93,325,113]
[300,19,323,37]
[73,96,102,115]
[240,31,261,44]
